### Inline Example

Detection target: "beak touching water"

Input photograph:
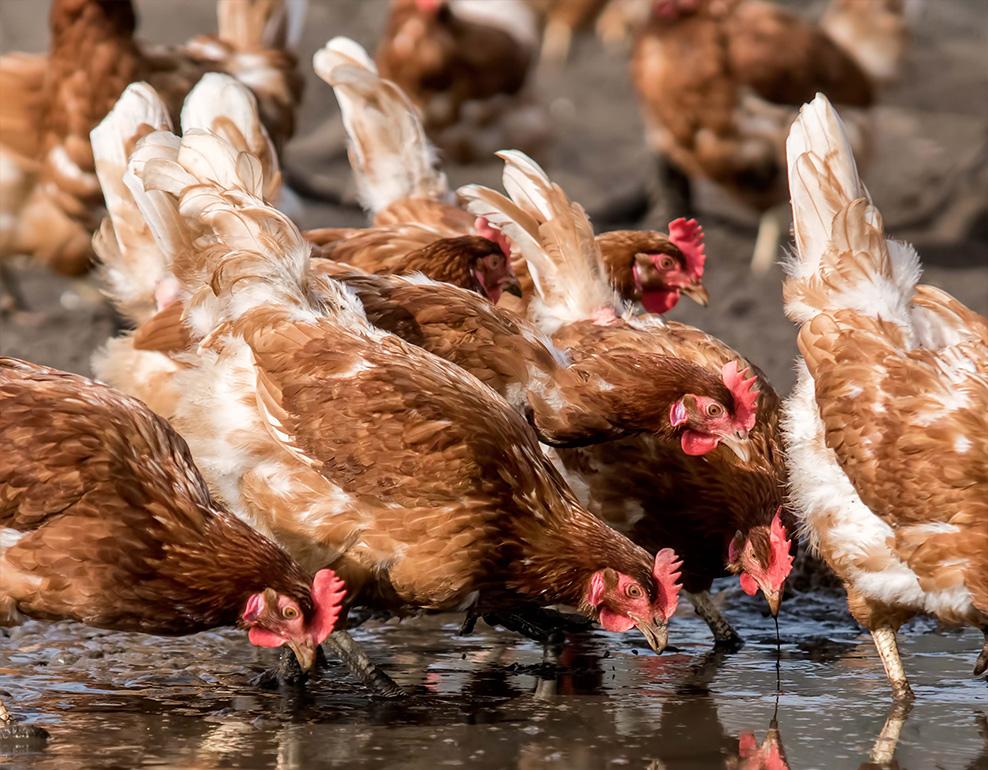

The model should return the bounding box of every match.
[719,431,751,463]
[682,282,709,306]
[287,638,318,672]
[762,588,782,618]
[635,617,669,654]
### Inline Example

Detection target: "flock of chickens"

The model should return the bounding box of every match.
[0,0,985,744]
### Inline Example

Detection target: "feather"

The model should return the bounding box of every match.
[312,37,448,215]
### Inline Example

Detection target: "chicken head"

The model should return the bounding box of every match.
[241,568,347,671]
[728,511,794,616]
[585,548,683,653]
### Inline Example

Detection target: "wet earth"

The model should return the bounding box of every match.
[2,590,986,769]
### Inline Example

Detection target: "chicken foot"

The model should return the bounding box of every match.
[871,625,914,702]
[0,694,49,745]
[687,591,744,651]
[251,644,330,690]
[750,204,788,273]
[481,606,593,647]
[325,629,406,698]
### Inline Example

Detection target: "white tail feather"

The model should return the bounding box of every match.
[784,94,920,330]
[313,37,447,215]
[181,72,282,204]
[459,150,620,332]
[91,83,176,324]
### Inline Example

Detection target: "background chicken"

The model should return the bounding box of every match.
[374,0,548,162]
[0,356,345,736]
[630,0,904,272]
[461,152,795,647]
[0,0,303,292]
[783,94,988,701]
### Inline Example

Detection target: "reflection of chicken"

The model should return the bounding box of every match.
[0,357,344,737]
[375,0,546,162]
[631,0,903,272]
[462,152,795,646]
[0,0,303,282]
[783,95,988,701]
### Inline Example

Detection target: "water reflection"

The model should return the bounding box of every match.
[1,607,986,770]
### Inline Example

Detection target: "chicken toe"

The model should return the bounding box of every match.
[325,630,405,698]
[687,591,744,651]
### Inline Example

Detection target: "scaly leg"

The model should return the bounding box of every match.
[868,699,913,764]
[540,19,573,66]
[483,606,592,647]
[687,591,744,651]
[0,263,28,312]
[325,629,406,698]
[871,626,914,702]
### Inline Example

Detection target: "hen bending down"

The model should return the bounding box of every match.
[0,0,303,282]
[0,357,344,737]
[631,0,904,272]
[460,151,795,646]
[783,94,988,701]
[93,92,686,691]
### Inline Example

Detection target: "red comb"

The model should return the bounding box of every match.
[768,509,794,585]
[310,568,347,644]
[652,548,683,621]
[668,217,705,279]
[721,360,759,432]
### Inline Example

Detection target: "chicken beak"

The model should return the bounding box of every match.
[763,588,782,618]
[682,283,709,306]
[719,432,751,463]
[635,617,669,654]
[287,639,318,672]
[502,275,523,298]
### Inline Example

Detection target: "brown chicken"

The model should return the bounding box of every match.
[783,95,988,701]
[99,123,686,694]
[0,356,345,737]
[462,151,795,647]
[0,0,302,282]
[374,0,545,161]
[313,37,705,314]
[630,0,900,272]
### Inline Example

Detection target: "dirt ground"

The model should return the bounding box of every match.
[1,0,986,389]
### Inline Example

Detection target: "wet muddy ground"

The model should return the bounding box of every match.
[2,593,987,769]
[1,0,987,768]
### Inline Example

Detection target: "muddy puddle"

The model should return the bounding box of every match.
[1,587,985,769]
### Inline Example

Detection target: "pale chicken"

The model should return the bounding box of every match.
[783,94,988,701]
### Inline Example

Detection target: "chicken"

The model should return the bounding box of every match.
[313,37,705,315]
[531,0,611,63]
[374,0,546,162]
[0,0,303,282]
[782,94,988,701]
[461,151,794,647]
[630,0,901,272]
[596,218,709,313]
[99,119,686,692]
[0,356,345,737]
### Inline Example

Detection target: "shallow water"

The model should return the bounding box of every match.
[1,589,985,770]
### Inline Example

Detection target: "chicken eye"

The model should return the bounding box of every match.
[659,256,676,270]
[282,606,299,620]
[706,403,724,417]
[625,584,644,599]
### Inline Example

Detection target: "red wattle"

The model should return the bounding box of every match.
[680,430,719,456]
[598,607,635,633]
[640,288,678,314]
[248,626,286,648]
[739,572,759,596]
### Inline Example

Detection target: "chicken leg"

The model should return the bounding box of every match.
[645,155,694,230]
[687,591,744,651]
[750,204,788,273]
[974,627,988,678]
[325,629,406,698]
[871,625,914,702]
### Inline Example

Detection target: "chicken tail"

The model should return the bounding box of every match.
[181,72,283,205]
[821,0,917,86]
[217,0,307,52]
[459,150,620,332]
[91,82,179,326]
[783,93,919,330]
[312,36,448,216]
